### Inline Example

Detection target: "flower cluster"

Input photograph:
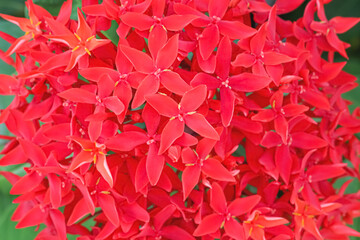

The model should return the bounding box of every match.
[0,0,360,239]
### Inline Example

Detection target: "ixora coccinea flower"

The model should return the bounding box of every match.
[0,0,359,239]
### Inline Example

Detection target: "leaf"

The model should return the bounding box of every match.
[101,20,119,45]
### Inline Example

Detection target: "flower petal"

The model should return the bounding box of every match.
[58,88,96,104]
[132,74,160,109]
[105,131,148,151]
[291,132,328,149]
[228,195,262,216]
[224,218,245,240]
[210,182,228,213]
[199,25,219,60]
[202,158,235,182]
[146,143,165,186]
[145,93,179,117]
[159,118,185,154]
[180,84,207,113]
[103,96,125,115]
[182,165,201,200]
[160,71,191,95]
[156,34,179,69]
[96,154,113,188]
[220,87,235,127]
[230,73,271,92]
[98,193,119,226]
[120,45,155,73]
[218,20,257,39]
[193,213,223,236]
[120,12,154,31]
[185,113,220,140]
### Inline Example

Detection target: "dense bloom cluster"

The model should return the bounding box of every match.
[0,0,360,239]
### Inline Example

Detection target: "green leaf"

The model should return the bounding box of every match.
[101,20,119,45]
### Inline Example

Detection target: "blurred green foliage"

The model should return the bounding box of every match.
[0,0,359,239]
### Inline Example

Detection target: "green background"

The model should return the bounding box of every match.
[0,0,359,239]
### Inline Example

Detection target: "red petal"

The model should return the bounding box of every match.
[145,93,179,117]
[120,45,155,73]
[232,115,263,134]
[210,182,227,213]
[180,84,207,113]
[56,0,72,25]
[156,34,179,69]
[0,145,27,166]
[191,72,220,90]
[250,24,267,55]
[224,218,245,240]
[48,173,62,208]
[96,154,114,187]
[160,71,191,95]
[67,198,91,225]
[275,145,292,185]
[76,8,92,40]
[16,205,46,228]
[261,131,283,148]
[18,138,47,166]
[103,96,125,115]
[49,209,66,240]
[181,147,198,164]
[132,74,160,109]
[232,53,256,68]
[197,49,216,73]
[185,113,220,140]
[146,143,165,186]
[58,88,96,104]
[216,36,232,79]
[300,89,330,110]
[304,218,323,240]
[263,52,295,65]
[161,225,195,240]
[43,123,70,143]
[199,25,219,60]
[159,119,185,154]
[331,16,360,34]
[105,131,148,151]
[251,109,276,122]
[142,104,161,136]
[68,150,93,172]
[182,165,201,200]
[208,0,230,18]
[10,171,43,195]
[120,12,154,31]
[97,74,114,98]
[220,87,235,127]
[218,20,257,39]
[291,132,328,149]
[98,194,119,226]
[193,213,223,236]
[257,216,289,228]
[202,158,235,182]
[275,0,305,14]
[274,115,288,144]
[228,195,262,216]
[162,14,198,31]
[282,104,309,117]
[148,24,168,59]
[65,48,87,72]
[307,164,345,182]
[230,73,271,92]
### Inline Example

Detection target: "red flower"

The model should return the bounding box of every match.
[194,182,261,239]
[0,0,359,239]
[46,9,111,71]
[146,85,220,153]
